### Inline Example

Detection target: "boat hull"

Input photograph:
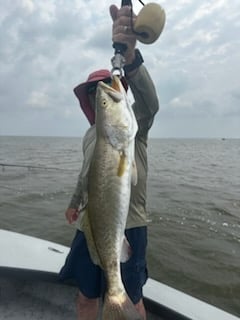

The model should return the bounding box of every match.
[0,229,239,320]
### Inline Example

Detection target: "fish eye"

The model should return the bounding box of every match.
[102,99,107,108]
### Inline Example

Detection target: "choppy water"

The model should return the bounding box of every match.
[0,136,239,317]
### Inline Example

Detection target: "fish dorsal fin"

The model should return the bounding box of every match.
[131,159,138,186]
[120,236,132,263]
[81,210,102,267]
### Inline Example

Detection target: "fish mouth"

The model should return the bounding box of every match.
[98,76,123,102]
[98,76,121,93]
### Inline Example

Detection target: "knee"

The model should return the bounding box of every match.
[135,299,146,320]
[76,291,99,320]
[76,291,99,309]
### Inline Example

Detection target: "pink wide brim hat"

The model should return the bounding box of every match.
[73,69,128,125]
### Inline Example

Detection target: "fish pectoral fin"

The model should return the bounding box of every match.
[81,210,102,267]
[131,159,138,186]
[117,151,127,177]
[120,236,132,263]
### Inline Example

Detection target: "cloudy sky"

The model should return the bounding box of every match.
[0,0,239,138]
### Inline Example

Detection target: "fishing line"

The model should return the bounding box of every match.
[0,163,76,172]
[137,0,145,6]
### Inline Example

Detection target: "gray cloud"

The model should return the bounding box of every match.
[0,0,239,138]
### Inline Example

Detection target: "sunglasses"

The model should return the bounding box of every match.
[87,78,112,94]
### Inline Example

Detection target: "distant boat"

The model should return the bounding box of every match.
[0,229,239,320]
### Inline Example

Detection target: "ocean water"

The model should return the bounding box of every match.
[0,136,239,317]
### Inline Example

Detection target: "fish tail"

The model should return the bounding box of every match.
[102,291,143,320]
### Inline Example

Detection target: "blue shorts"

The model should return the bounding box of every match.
[59,227,148,304]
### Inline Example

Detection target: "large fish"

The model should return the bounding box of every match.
[81,75,142,320]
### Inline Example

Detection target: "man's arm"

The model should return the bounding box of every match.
[65,126,96,223]
[127,64,159,139]
[110,5,159,139]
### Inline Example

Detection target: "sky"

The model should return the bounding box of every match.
[0,0,239,138]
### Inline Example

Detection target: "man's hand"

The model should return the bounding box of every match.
[110,4,137,65]
[65,208,79,224]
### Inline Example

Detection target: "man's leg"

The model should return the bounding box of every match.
[76,291,99,320]
[122,227,148,320]
[59,231,102,320]
[135,298,146,320]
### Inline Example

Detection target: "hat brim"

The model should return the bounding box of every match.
[74,83,95,125]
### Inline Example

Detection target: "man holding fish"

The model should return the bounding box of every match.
[59,4,159,320]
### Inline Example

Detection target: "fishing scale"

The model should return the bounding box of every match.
[111,0,166,76]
